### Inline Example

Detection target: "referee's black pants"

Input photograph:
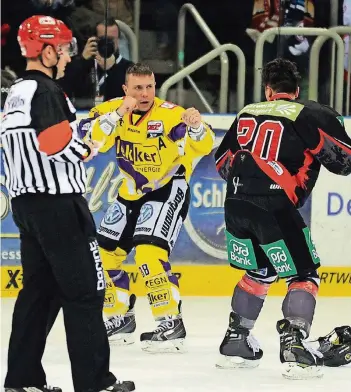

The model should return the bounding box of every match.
[4,193,116,392]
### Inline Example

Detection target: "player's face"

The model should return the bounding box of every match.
[55,44,72,79]
[123,74,156,111]
[41,44,71,79]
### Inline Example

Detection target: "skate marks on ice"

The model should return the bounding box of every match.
[1,297,351,392]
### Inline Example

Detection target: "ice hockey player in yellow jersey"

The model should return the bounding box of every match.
[79,63,214,353]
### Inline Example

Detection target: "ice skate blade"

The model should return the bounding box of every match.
[282,362,323,380]
[108,333,135,346]
[216,355,260,369]
[141,338,186,353]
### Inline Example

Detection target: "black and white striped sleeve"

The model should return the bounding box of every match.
[31,91,91,162]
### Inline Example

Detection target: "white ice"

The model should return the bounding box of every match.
[1,297,351,392]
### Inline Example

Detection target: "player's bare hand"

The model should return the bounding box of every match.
[182,107,202,129]
[117,96,137,116]
[83,140,103,162]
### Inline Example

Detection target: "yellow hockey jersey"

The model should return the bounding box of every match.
[87,97,214,200]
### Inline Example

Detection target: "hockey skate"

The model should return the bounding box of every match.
[277,319,323,380]
[216,312,263,369]
[313,325,351,367]
[101,380,135,392]
[140,309,186,354]
[104,294,136,345]
[5,386,61,392]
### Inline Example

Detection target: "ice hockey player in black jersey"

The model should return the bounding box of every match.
[214,58,351,379]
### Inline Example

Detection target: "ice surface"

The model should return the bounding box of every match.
[1,297,351,392]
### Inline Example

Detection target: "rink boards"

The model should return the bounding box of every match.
[1,114,350,297]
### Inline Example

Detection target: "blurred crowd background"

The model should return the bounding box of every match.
[1,0,350,114]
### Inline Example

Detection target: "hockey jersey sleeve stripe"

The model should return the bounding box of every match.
[37,120,73,156]
[215,149,234,181]
[294,150,314,189]
[310,128,351,155]
[168,123,187,142]
[310,128,351,175]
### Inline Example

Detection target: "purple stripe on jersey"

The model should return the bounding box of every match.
[168,123,187,142]
[107,270,130,291]
[118,158,149,190]
[161,260,179,287]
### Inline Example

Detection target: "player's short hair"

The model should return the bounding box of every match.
[125,63,153,82]
[262,58,301,93]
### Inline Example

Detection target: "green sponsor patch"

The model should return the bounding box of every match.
[302,227,320,265]
[260,240,297,278]
[225,230,258,270]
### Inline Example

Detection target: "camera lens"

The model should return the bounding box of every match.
[97,37,115,58]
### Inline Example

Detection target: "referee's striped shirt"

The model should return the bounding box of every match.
[1,70,91,199]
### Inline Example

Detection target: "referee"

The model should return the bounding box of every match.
[1,16,135,392]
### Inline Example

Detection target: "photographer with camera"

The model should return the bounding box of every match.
[59,17,133,109]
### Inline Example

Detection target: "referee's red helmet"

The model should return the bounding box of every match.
[17,15,74,58]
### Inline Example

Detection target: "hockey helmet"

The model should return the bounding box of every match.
[17,15,77,58]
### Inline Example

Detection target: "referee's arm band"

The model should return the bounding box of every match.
[37,120,72,156]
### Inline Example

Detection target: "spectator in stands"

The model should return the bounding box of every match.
[59,17,134,110]
[83,0,133,59]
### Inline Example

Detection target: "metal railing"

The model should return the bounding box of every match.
[177,3,229,112]
[330,0,339,27]
[254,27,345,114]
[116,19,139,63]
[133,0,141,53]
[159,44,246,111]
[310,26,351,116]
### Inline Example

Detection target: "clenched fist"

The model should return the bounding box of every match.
[116,96,138,116]
[181,107,202,129]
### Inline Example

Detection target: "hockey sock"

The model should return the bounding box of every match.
[100,247,130,317]
[231,273,272,330]
[135,244,180,320]
[282,272,320,338]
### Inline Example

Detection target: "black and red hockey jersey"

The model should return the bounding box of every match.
[215,95,351,207]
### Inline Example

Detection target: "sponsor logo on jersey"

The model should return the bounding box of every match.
[275,103,297,116]
[270,183,282,189]
[145,273,168,289]
[97,226,120,238]
[229,239,253,266]
[147,121,164,138]
[160,187,184,237]
[104,202,124,224]
[104,293,115,307]
[147,288,170,307]
[137,203,153,224]
[116,137,162,165]
[267,161,284,175]
[266,246,295,276]
[160,101,177,109]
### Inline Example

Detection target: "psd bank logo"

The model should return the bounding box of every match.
[184,139,227,260]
